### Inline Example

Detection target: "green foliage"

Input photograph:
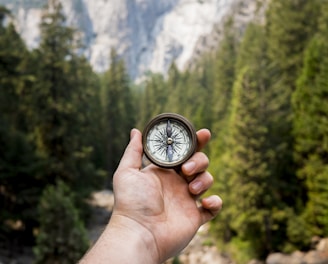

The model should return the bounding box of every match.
[286,211,312,251]
[209,1,322,258]
[266,0,320,79]
[33,181,89,264]
[1,0,328,262]
[0,123,45,239]
[227,237,256,264]
[264,0,320,209]
[211,23,279,260]
[0,11,45,243]
[292,2,328,240]
[0,0,105,250]
[208,16,238,193]
[136,72,167,128]
[264,1,321,200]
[101,49,136,183]
[225,65,272,257]
[28,0,105,194]
[208,20,239,244]
[172,256,182,264]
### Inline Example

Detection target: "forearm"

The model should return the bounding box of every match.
[80,215,159,264]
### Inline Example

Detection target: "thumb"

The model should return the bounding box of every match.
[116,128,143,171]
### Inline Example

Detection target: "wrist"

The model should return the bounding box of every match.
[81,213,160,264]
[108,213,160,263]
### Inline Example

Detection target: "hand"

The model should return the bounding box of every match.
[80,128,222,264]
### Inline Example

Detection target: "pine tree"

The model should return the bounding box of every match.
[226,66,270,259]
[29,0,80,182]
[213,23,297,260]
[29,0,103,191]
[102,49,135,185]
[265,0,321,208]
[211,17,238,138]
[184,63,215,131]
[292,1,328,239]
[137,73,167,128]
[0,7,44,244]
[0,7,31,130]
[208,16,239,246]
[208,16,238,183]
[224,28,274,252]
[33,181,89,264]
[65,55,106,195]
[266,0,320,83]
[165,63,184,114]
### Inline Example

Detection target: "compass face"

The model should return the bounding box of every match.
[142,113,197,168]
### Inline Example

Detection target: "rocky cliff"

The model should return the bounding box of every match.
[0,0,260,81]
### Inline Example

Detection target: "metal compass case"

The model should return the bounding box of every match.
[142,113,197,168]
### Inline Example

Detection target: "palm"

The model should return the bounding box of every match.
[111,128,220,263]
[113,164,202,260]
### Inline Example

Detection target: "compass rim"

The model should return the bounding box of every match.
[142,113,197,168]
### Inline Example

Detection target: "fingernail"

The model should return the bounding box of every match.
[191,181,203,194]
[183,161,195,173]
[130,128,137,140]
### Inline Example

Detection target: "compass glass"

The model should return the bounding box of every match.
[143,113,197,168]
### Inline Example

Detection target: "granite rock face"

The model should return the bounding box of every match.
[1,0,259,80]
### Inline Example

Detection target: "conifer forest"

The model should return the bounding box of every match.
[1,0,328,263]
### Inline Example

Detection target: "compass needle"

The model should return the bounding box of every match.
[167,145,173,162]
[166,120,172,137]
[142,113,197,168]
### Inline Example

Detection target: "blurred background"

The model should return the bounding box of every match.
[0,0,328,263]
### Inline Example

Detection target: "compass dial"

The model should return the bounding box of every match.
[142,113,197,168]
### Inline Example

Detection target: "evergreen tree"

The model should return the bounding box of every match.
[32,0,100,183]
[211,17,238,138]
[208,16,239,185]
[266,0,320,83]
[208,17,239,245]
[165,63,184,114]
[222,25,273,259]
[213,22,299,261]
[137,73,167,128]
[102,49,135,185]
[20,0,106,226]
[0,123,44,246]
[75,60,106,173]
[226,66,270,259]
[265,0,321,209]
[0,7,44,244]
[33,181,89,264]
[184,63,215,131]
[30,0,81,182]
[31,0,80,179]
[164,62,215,130]
[292,2,328,239]
[0,7,31,130]
[65,55,106,195]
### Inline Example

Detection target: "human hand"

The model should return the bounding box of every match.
[80,128,222,264]
[112,128,222,262]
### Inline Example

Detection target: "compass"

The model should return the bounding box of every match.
[142,113,197,168]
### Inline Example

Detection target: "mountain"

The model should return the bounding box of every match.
[0,0,261,81]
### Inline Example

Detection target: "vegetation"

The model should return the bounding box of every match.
[33,181,89,264]
[0,0,327,263]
